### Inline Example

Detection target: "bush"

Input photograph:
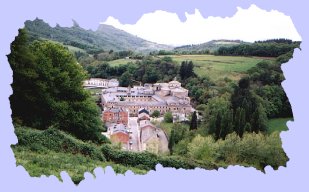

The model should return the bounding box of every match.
[151,110,160,118]
[215,132,288,170]
[164,112,173,123]
[14,126,106,161]
[101,144,217,171]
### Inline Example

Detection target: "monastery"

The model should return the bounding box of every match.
[101,79,193,117]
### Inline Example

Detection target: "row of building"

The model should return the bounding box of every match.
[83,78,119,88]
[101,79,194,118]
[102,108,168,153]
[84,78,194,153]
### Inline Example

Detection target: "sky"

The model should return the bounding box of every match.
[102,4,302,46]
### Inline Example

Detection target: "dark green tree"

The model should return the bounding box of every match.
[119,71,132,87]
[190,111,198,130]
[8,29,37,126]
[8,30,106,143]
[164,112,173,123]
[168,129,175,153]
[151,110,160,118]
[179,60,195,80]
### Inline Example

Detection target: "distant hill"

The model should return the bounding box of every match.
[95,24,172,52]
[24,18,173,54]
[174,40,249,53]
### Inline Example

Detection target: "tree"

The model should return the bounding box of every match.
[164,112,173,123]
[251,104,268,133]
[119,71,132,87]
[8,29,37,126]
[8,30,106,143]
[168,129,175,154]
[190,111,198,130]
[151,110,160,118]
[179,60,195,80]
[204,95,233,139]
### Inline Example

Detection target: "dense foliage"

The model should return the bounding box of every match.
[86,56,180,86]
[101,144,217,171]
[216,39,300,57]
[178,40,244,53]
[14,126,107,160]
[8,29,106,143]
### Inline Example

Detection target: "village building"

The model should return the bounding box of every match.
[101,107,169,153]
[102,107,129,125]
[83,78,119,88]
[107,123,130,150]
[138,109,169,154]
[101,80,193,117]
[137,108,151,122]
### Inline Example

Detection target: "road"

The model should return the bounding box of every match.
[128,117,141,151]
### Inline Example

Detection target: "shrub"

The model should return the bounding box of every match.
[14,126,106,161]
[101,145,217,171]
[101,145,158,170]
[164,112,173,123]
[151,110,160,118]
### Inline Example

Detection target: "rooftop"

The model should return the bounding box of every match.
[109,123,128,134]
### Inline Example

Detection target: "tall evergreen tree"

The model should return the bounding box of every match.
[168,129,175,154]
[190,111,198,130]
[179,60,195,80]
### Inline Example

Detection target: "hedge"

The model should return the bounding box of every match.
[14,126,105,161]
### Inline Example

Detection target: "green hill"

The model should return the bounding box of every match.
[24,18,172,54]
[174,40,249,53]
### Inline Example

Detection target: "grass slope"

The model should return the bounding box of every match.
[13,146,147,184]
[108,58,136,66]
[160,55,274,81]
[267,118,292,133]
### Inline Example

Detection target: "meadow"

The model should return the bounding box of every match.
[159,55,274,81]
[267,118,292,133]
[108,58,137,66]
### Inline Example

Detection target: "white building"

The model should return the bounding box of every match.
[101,80,193,116]
[83,78,119,88]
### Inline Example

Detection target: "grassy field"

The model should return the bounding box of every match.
[66,45,87,53]
[156,122,174,137]
[267,118,293,133]
[160,55,274,81]
[108,58,136,66]
[13,146,147,184]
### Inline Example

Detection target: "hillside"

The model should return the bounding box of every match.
[24,18,172,53]
[174,40,249,53]
[96,24,172,52]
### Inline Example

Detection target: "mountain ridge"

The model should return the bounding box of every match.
[24,18,173,54]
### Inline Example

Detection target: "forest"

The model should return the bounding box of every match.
[8,27,299,183]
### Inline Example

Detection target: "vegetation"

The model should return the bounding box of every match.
[164,112,173,123]
[172,40,246,54]
[25,18,171,54]
[267,118,292,133]
[216,39,300,57]
[161,54,268,81]
[151,110,160,118]
[190,111,198,130]
[8,29,106,143]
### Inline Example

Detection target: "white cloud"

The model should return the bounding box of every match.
[102,4,302,46]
